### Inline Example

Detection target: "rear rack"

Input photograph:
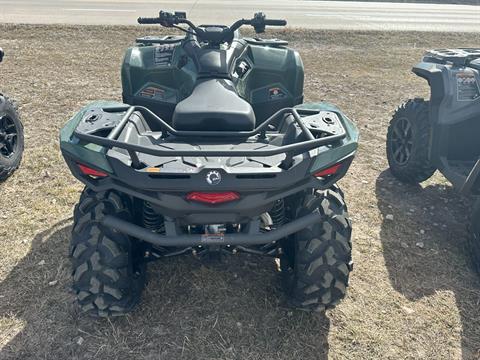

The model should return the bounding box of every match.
[73,105,347,168]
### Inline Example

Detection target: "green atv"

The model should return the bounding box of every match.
[60,11,359,317]
[0,48,23,180]
[386,48,480,272]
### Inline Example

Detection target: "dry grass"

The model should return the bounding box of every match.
[0,24,479,359]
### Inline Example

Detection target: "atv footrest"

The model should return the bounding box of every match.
[441,158,480,195]
[462,158,480,195]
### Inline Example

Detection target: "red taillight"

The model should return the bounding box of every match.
[77,163,108,178]
[314,163,342,178]
[186,192,240,205]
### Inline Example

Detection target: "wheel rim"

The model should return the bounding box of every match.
[391,117,413,165]
[0,115,18,159]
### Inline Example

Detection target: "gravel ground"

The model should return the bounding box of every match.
[0,24,479,359]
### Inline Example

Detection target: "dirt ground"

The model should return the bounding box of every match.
[0,24,479,359]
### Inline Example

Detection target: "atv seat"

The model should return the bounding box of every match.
[172,79,256,131]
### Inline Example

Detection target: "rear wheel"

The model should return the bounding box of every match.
[386,98,436,184]
[281,187,352,312]
[0,95,23,181]
[70,189,146,317]
[469,199,480,274]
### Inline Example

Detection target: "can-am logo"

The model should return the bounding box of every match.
[206,170,222,185]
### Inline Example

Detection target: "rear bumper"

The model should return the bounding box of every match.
[63,153,353,223]
[102,211,321,247]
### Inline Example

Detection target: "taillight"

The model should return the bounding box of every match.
[77,163,108,178]
[314,163,342,178]
[186,192,240,205]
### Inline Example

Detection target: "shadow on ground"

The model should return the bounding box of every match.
[0,220,330,359]
[376,170,480,359]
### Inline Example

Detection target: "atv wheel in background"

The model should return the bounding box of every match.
[469,199,480,274]
[0,95,23,181]
[386,98,436,184]
[70,189,146,317]
[281,187,352,312]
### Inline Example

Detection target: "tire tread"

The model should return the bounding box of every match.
[283,187,352,312]
[70,188,146,317]
[0,95,23,181]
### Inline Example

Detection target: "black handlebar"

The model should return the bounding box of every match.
[264,19,287,26]
[137,11,286,38]
[137,17,160,24]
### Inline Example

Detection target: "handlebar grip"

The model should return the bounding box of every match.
[264,19,287,26]
[137,17,160,24]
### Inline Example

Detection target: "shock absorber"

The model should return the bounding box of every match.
[142,201,165,233]
[270,199,285,228]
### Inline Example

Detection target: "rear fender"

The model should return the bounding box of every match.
[60,101,122,175]
[412,62,446,167]
[295,102,359,179]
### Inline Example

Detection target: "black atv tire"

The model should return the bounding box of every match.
[281,187,352,312]
[0,95,23,181]
[469,199,480,274]
[386,98,436,184]
[70,188,146,317]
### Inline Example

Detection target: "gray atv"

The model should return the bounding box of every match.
[386,48,480,272]
[0,48,23,181]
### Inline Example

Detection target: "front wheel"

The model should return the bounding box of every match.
[0,95,23,181]
[386,98,436,184]
[281,187,352,312]
[70,189,146,317]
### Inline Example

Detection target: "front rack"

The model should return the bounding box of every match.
[73,105,347,168]
[424,48,480,66]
